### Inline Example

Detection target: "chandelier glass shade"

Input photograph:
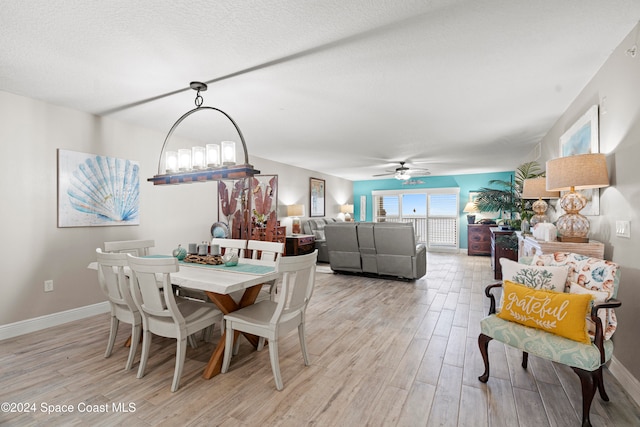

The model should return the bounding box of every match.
[148,82,259,185]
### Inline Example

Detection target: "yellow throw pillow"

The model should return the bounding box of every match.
[497,280,592,344]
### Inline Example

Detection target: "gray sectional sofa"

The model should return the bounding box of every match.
[301,218,336,263]
[324,221,427,279]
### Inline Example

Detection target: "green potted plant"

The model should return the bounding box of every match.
[474,161,545,230]
[495,233,519,251]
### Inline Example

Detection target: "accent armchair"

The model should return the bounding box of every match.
[478,253,622,427]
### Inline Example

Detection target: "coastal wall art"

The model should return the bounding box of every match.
[57,149,140,227]
[559,104,600,215]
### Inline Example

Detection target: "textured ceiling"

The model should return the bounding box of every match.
[2,1,640,180]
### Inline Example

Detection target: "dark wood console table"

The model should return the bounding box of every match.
[490,227,518,280]
[285,235,315,256]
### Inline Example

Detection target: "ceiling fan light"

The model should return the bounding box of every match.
[395,170,410,180]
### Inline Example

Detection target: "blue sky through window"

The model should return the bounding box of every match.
[402,194,426,216]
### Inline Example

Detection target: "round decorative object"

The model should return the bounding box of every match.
[172,244,187,260]
[221,251,239,266]
[211,221,230,239]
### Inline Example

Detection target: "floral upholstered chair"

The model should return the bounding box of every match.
[478,253,621,427]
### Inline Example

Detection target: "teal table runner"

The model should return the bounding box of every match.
[144,255,275,275]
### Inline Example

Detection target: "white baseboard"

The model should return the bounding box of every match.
[609,356,640,407]
[0,302,110,341]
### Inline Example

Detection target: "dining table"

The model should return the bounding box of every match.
[88,255,279,379]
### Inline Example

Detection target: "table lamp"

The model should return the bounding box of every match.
[340,204,354,221]
[546,153,609,242]
[463,202,478,224]
[287,204,304,234]
[521,177,560,226]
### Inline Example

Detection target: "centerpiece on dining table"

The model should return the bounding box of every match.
[178,251,239,266]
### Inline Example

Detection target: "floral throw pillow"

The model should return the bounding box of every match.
[531,252,619,339]
[530,252,618,296]
[569,281,610,340]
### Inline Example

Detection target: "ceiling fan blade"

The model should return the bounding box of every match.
[372,172,395,177]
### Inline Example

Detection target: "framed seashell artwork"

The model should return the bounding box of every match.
[57,149,140,227]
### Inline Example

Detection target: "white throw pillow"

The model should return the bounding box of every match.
[498,258,569,310]
[314,230,325,241]
[500,258,569,292]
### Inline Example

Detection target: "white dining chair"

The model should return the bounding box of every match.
[246,239,284,298]
[221,250,318,390]
[95,248,142,371]
[126,254,223,392]
[246,239,284,262]
[236,240,285,352]
[104,239,155,256]
[211,237,250,305]
[211,238,246,258]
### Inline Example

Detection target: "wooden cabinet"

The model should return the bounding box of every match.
[467,224,492,256]
[285,235,315,256]
[251,225,286,244]
[516,233,604,260]
[490,227,518,280]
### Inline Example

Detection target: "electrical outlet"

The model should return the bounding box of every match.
[44,280,54,292]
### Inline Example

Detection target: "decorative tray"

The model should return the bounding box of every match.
[183,254,223,265]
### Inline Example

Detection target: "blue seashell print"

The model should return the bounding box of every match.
[66,155,140,222]
[591,266,606,283]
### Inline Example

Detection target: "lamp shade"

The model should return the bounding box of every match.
[546,153,609,191]
[463,202,478,213]
[287,204,304,217]
[340,204,354,214]
[522,178,560,199]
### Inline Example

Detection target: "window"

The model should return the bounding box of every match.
[428,193,458,249]
[372,188,459,252]
[376,195,399,220]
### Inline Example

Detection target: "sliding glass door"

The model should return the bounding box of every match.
[373,188,459,252]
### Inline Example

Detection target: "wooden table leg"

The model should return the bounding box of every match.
[201,284,263,379]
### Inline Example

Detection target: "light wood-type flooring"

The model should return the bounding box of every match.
[2,253,640,426]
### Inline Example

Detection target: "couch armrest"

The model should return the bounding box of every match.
[412,244,427,279]
[591,298,621,363]
[484,282,503,315]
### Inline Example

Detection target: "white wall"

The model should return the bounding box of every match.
[0,90,352,327]
[537,24,640,383]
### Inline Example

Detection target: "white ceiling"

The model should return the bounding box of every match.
[2,1,640,180]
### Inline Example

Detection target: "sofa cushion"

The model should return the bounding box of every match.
[497,280,592,344]
[480,314,613,371]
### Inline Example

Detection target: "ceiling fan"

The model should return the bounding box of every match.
[372,161,431,180]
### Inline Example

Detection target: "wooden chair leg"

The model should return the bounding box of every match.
[478,333,492,383]
[522,351,529,369]
[105,316,118,358]
[595,366,609,401]
[572,367,597,427]
[268,338,283,391]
